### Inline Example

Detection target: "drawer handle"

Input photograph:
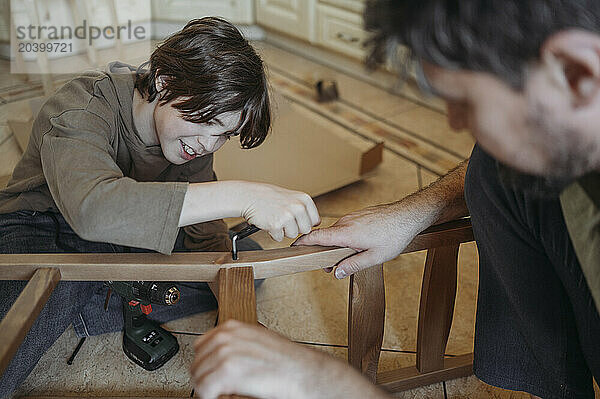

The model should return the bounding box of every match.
[336,32,360,43]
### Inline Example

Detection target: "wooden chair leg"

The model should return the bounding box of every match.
[348,264,385,383]
[0,268,61,376]
[216,266,257,325]
[375,245,473,392]
[416,245,459,373]
[210,267,257,399]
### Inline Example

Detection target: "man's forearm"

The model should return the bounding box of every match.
[389,159,469,232]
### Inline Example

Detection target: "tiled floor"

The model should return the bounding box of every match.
[1,40,598,399]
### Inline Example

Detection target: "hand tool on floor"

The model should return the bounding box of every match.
[315,79,339,102]
[231,225,260,260]
[105,281,181,371]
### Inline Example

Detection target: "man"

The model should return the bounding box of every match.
[190,1,600,398]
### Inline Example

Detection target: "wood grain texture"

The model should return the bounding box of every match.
[403,218,473,253]
[217,267,257,325]
[376,353,473,392]
[215,267,257,399]
[0,246,356,281]
[416,245,459,373]
[0,268,61,376]
[348,264,385,383]
[0,220,473,282]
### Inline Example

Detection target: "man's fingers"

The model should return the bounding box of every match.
[292,226,340,246]
[333,250,380,279]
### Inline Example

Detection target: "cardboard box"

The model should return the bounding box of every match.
[214,94,383,196]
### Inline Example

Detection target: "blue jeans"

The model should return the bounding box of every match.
[0,210,261,398]
[465,146,600,399]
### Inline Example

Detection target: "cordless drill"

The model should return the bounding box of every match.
[105,281,181,371]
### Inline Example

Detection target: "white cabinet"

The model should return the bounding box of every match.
[256,0,368,60]
[151,0,254,24]
[255,0,315,41]
[316,2,367,59]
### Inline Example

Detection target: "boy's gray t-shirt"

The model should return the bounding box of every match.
[0,62,229,254]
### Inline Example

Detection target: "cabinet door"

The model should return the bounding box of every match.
[151,0,254,24]
[316,3,367,59]
[256,0,314,41]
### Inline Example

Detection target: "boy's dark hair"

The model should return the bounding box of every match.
[135,17,270,149]
[364,0,600,88]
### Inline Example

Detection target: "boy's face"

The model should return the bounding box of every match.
[420,30,600,180]
[153,102,241,165]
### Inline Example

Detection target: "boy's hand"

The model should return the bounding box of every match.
[238,182,320,241]
[191,320,388,399]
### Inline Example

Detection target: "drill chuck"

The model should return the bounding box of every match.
[138,282,180,305]
[164,286,180,305]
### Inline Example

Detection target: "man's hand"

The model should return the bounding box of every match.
[238,182,321,242]
[293,203,424,279]
[293,160,469,279]
[191,320,388,399]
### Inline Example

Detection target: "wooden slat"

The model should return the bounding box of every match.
[416,245,459,373]
[403,218,473,254]
[0,268,61,376]
[348,264,385,383]
[214,267,257,399]
[0,246,355,281]
[217,267,257,325]
[0,219,473,282]
[376,353,473,392]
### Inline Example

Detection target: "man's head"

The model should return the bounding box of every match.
[135,17,270,164]
[365,0,600,179]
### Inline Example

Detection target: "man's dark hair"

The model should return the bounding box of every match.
[364,0,600,88]
[135,17,270,149]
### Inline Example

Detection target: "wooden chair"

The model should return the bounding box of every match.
[0,218,474,398]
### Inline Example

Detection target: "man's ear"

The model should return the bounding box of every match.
[541,29,600,105]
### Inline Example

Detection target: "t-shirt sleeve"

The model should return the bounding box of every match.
[40,109,188,254]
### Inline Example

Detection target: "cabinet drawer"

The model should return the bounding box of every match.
[319,0,365,14]
[256,0,314,41]
[316,3,367,60]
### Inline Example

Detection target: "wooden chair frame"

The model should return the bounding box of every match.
[0,218,474,398]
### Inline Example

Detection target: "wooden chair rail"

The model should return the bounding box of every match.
[0,246,356,281]
[0,268,61,376]
[0,218,474,282]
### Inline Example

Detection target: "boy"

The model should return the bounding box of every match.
[0,17,320,396]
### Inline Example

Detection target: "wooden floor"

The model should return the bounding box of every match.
[1,39,597,399]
